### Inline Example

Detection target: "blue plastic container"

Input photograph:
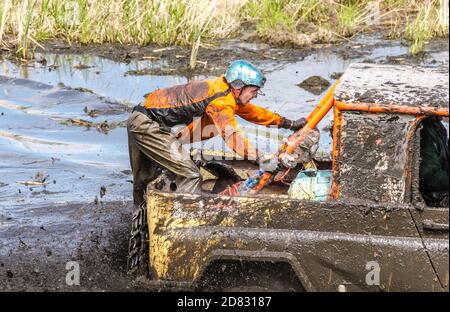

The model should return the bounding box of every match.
[288,169,332,201]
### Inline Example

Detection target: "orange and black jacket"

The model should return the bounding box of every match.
[137,75,282,159]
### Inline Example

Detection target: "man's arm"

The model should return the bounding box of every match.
[236,102,282,126]
[206,101,258,160]
[237,102,306,130]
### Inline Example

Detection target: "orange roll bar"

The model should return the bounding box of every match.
[335,101,449,117]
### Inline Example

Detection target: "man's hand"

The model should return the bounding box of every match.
[278,152,298,169]
[250,153,280,172]
[280,117,307,131]
[258,154,280,172]
[279,127,321,168]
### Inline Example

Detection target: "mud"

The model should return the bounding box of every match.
[0,201,146,291]
[0,77,155,290]
[3,38,308,77]
[297,76,330,95]
[335,63,449,109]
[0,34,448,291]
[336,113,415,203]
[146,189,447,291]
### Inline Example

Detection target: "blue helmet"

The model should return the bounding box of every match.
[225,60,266,89]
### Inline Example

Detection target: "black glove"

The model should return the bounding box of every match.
[279,117,307,131]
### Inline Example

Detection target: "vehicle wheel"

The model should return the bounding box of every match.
[127,202,150,277]
[220,274,302,292]
[197,260,304,292]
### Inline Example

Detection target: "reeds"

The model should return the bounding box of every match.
[404,0,449,54]
[0,0,448,60]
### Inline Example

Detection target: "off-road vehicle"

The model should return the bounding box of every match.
[128,63,448,292]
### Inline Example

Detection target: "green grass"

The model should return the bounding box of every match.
[0,0,448,60]
[242,0,448,51]
[240,0,298,45]
[15,0,38,59]
[405,0,449,54]
[337,2,364,37]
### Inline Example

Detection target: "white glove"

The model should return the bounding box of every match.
[279,152,298,168]
[279,127,320,168]
[258,154,280,172]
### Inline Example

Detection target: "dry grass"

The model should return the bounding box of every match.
[0,0,448,60]
[0,0,243,64]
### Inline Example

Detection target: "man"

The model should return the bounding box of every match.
[127,60,306,206]
[419,116,449,207]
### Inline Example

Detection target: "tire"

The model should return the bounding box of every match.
[197,260,304,292]
[127,202,150,277]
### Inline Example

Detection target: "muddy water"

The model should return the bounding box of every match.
[0,77,141,290]
[0,34,448,291]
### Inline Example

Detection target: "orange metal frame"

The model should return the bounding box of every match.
[403,116,427,203]
[331,105,343,199]
[330,101,448,200]
[335,101,449,117]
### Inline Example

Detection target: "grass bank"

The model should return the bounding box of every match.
[242,0,448,54]
[0,0,448,62]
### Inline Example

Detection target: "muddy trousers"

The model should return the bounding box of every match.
[127,111,202,206]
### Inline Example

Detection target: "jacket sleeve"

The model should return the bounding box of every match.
[236,102,282,126]
[206,100,258,160]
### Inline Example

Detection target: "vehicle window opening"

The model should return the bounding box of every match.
[416,116,449,208]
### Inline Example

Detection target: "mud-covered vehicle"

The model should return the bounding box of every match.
[128,63,449,292]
